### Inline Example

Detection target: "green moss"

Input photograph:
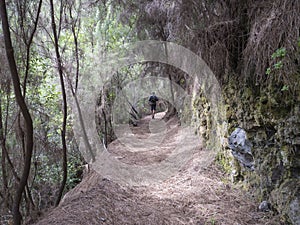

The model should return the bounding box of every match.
[215,150,233,174]
[190,71,300,223]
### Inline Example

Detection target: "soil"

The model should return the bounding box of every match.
[34,113,281,225]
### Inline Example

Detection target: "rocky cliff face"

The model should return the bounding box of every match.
[191,78,300,224]
[220,81,299,224]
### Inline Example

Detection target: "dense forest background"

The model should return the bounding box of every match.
[0,0,299,224]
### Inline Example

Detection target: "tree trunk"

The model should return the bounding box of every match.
[22,0,43,97]
[49,0,68,207]
[0,1,34,225]
[68,1,80,93]
[0,96,9,209]
[163,43,176,120]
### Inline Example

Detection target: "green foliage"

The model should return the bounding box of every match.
[107,91,116,102]
[266,67,271,75]
[266,47,286,75]
[1,0,140,218]
[66,153,83,190]
[34,155,62,185]
[281,85,289,91]
[274,61,283,69]
[94,0,137,51]
[271,47,286,59]
[29,72,63,145]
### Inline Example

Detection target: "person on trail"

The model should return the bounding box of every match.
[149,92,159,119]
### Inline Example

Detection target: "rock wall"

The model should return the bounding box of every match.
[192,79,300,224]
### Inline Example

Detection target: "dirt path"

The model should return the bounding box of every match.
[35,114,280,225]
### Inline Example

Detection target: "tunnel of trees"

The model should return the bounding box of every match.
[0,0,299,224]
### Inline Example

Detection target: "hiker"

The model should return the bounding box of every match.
[149,92,159,119]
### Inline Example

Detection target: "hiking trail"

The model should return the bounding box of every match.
[35,113,279,225]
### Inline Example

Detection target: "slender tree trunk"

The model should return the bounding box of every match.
[73,28,80,93]
[0,96,9,209]
[68,81,95,161]
[22,0,43,97]
[15,0,42,213]
[49,0,68,207]
[163,42,176,120]
[65,0,95,161]
[21,0,43,211]
[0,2,34,225]
[102,109,108,147]
[68,3,81,93]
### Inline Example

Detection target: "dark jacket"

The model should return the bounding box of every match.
[149,95,158,105]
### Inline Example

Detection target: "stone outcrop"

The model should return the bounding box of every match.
[192,80,300,224]
[228,127,254,171]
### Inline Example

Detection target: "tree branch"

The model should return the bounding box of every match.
[49,0,68,207]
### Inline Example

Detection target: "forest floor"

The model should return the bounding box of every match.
[34,113,281,225]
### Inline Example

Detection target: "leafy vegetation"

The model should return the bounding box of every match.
[266,47,286,75]
[0,0,138,223]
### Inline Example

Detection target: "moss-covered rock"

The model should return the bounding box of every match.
[192,77,300,224]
